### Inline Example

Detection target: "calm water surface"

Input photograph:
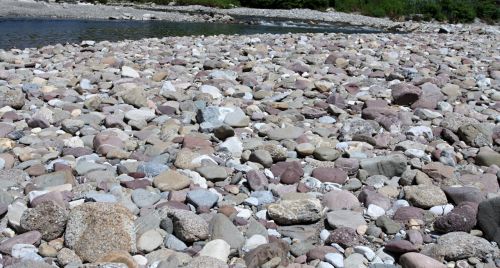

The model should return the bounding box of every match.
[0,18,384,49]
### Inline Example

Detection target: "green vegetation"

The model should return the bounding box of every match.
[81,0,499,23]
[175,0,239,8]
[331,0,498,23]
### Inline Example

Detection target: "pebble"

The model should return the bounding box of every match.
[0,22,497,268]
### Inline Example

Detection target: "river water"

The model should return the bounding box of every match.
[0,17,384,49]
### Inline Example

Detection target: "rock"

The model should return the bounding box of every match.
[399,252,445,268]
[171,210,209,242]
[323,190,360,210]
[0,88,25,109]
[199,239,231,262]
[271,161,303,184]
[186,189,219,208]
[153,170,191,191]
[267,127,304,140]
[457,124,492,147]
[200,85,222,99]
[376,216,401,235]
[434,202,477,233]
[164,234,187,251]
[121,66,140,78]
[209,213,245,250]
[0,231,42,254]
[137,229,163,252]
[244,240,289,268]
[20,201,68,240]
[314,147,341,161]
[477,197,500,245]
[57,248,82,266]
[223,108,249,127]
[434,232,496,261]
[403,185,447,209]
[131,188,160,208]
[476,148,500,167]
[246,170,269,191]
[267,198,322,225]
[64,203,136,262]
[249,150,273,168]
[93,133,124,156]
[196,166,228,181]
[324,252,344,267]
[384,240,417,254]
[186,256,228,268]
[391,83,422,106]
[312,167,347,184]
[243,235,268,252]
[97,251,138,268]
[360,154,407,177]
[326,210,366,230]
[326,226,358,247]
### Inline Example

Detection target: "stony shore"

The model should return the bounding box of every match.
[1,0,489,32]
[0,16,500,268]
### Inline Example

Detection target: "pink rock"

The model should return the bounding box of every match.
[384,240,418,253]
[391,83,422,106]
[93,133,124,155]
[182,135,212,151]
[311,167,347,184]
[323,190,360,210]
[0,231,42,254]
[399,252,446,268]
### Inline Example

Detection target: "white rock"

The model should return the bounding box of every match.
[318,261,335,268]
[200,85,222,99]
[11,244,42,261]
[236,208,252,219]
[0,158,5,170]
[137,229,163,252]
[325,253,344,268]
[255,209,267,220]
[366,204,385,219]
[132,255,148,266]
[354,246,376,261]
[64,137,84,148]
[199,239,230,262]
[406,126,433,139]
[125,108,155,121]
[243,235,268,252]
[7,201,28,230]
[161,81,176,93]
[320,229,331,241]
[219,137,243,158]
[121,66,140,78]
[429,204,454,216]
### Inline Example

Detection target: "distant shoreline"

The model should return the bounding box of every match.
[0,0,407,31]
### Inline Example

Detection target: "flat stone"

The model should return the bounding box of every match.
[326,210,366,230]
[267,127,304,140]
[153,170,191,191]
[404,184,447,209]
[360,154,407,177]
[267,198,322,225]
[399,252,446,268]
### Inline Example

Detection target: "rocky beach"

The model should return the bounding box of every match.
[0,2,500,268]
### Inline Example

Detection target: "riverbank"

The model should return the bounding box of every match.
[0,27,499,267]
[0,0,455,32]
